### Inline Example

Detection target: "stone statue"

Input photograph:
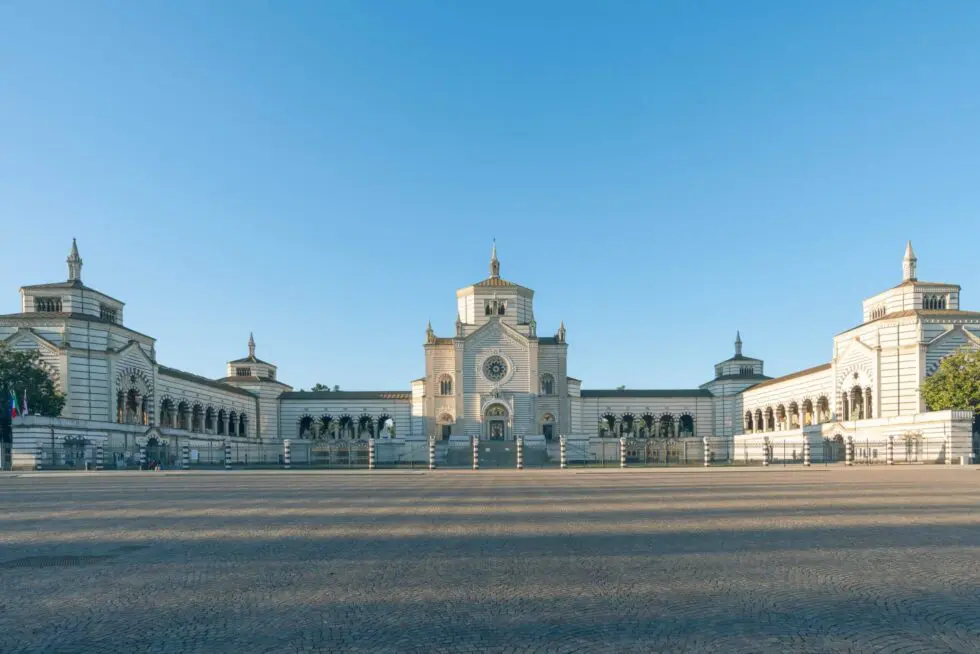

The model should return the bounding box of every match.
[380,418,395,438]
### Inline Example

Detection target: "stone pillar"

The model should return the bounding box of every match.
[181,444,190,470]
[946,433,952,465]
[560,435,567,470]
[516,436,523,470]
[703,436,710,467]
[803,439,811,467]
[95,442,104,471]
[763,437,770,467]
[472,436,479,471]
[224,440,232,471]
[428,437,437,470]
[846,436,854,466]
[283,439,291,469]
[35,442,44,471]
[139,443,147,470]
[134,392,143,426]
[619,436,627,468]
[887,435,894,465]
[368,438,376,470]
[799,406,806,430]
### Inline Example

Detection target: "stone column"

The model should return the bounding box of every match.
[181,444,190,470]
[846,436,854,466]
[472,436,479,471]
[284,439,291,470]
[428,437,436,470]
[803,439,811,467]
[516,436,523,470]
[95,443,104,471]
[560,435,567,470]
[703,436,710,467]
[619,436,627,469]
[224,440,232,470]
[886,435,894,465]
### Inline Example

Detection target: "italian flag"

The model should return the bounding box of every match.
[9,389,18,418]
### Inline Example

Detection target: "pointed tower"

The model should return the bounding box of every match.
[248,332,256,359]
[734,330,743,357]
[67,238,83,282]
[557,320,566,344]
[489,239,500,279]
[425,320,435,343]
[902,240,917,282]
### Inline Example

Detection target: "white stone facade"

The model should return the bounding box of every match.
[4,240,978,469]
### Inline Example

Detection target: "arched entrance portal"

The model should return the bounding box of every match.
[483,404,510,441]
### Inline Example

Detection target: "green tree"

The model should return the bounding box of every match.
[0,344,66,443]
[920,349,980,414]
[310,383,340,392]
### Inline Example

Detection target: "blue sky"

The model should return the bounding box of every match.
[2,1,979,390]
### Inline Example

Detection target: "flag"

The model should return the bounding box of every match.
[9,389,18,418]
[21,390,28,417]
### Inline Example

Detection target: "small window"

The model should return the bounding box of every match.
[100,305,117,322]
[236,367,252,377]
[268,370,275,380]
[438,375,453,395]
[739,365,754,375]
[35,297,63,312]
[540,373,555,395]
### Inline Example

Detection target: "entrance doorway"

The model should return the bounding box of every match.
[484,404,509,441]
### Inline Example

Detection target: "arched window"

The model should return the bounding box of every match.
[802,399,814,426]
[788,402,799,429]
[679,415,694,437]
[776,405,787,430]
[192,404,204,432]
[177,402,190,431]
[228,411,238,436]
[218,410,227,435]
[298,415,312,439]
[205,407,215,433]
[744,411,754,433]
[540,373,555,396]
[764,407,775,432]
[159,399,175,428]
[659,415,675,439]
[817,396,830,423]
[599,414,616,438]
[754,409,763,433]
[849,386,864,420]
[438,374,453,396]
[739,365,754,375]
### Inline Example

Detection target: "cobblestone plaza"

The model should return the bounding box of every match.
[2,469,979,653]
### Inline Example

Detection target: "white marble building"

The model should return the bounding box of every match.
[4,240,978,468]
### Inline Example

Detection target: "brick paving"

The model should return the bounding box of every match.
[1,468,979,653]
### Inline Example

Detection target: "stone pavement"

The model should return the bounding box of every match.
[1,468,979,653]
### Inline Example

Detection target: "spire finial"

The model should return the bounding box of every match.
[903,240,917,282]
[735,330,742,356]
[67,238,83,281]
[248,332,256,358]
[489,238,500,278]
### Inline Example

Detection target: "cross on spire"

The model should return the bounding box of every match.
[902,240,917,282]
[67,238,83,281]
[489,238,500,278]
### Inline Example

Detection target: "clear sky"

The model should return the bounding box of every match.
[2,1,979,391]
